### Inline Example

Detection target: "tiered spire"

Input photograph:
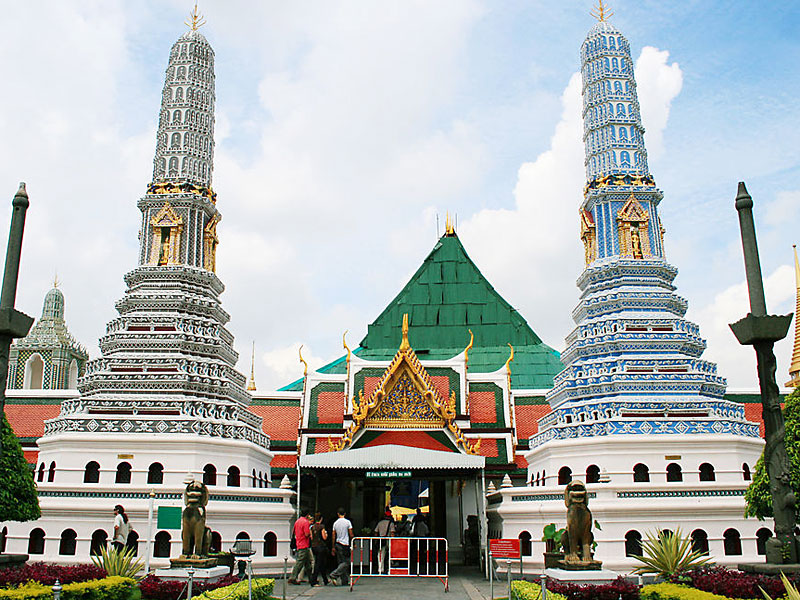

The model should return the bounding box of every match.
[43,18,266,450]
[534,10,758,445]
[786,246,800,387]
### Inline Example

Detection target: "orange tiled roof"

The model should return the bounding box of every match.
[6,404,60,438]
[514,404,552,440]
[271,454,297,469]
[248,405,300,441]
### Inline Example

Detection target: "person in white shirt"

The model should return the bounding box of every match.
[112,505,130,552]
[329,507,353,586]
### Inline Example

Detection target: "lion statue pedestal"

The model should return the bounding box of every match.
[555,481,602,571]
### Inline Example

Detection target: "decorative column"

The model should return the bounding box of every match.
[0,183,34,419]
[729,181,799,565]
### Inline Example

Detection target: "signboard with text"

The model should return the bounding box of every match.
[489,538,521,559]
[365,470,412,478]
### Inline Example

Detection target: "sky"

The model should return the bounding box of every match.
[0,1,797,392]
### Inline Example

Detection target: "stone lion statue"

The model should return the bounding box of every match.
[560,480,594,564]
[181,480,212,558]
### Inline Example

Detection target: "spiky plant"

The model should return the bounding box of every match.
[631,528,713,578]
[760,572,800,600]
[90,545,145,580]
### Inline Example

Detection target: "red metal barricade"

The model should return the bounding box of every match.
[350,536,449,591]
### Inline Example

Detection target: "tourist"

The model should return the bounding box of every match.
[309,512,329,586]
[288,510,312,585]
[373,508,395,574]
[112,505,130,553]
[329,507,353,586]
[412,509,429,537]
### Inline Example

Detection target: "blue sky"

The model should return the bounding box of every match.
[0,1,797,390]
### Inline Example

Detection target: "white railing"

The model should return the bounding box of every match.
[349,536,449,591]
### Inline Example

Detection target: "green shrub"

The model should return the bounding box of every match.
[191,578,274,600]
[641,582,759,600]
[0,413,40,522]
[632,529,713,578]
[760,572,800,600]
[0,576,139,600]
[511,580,568,600]
[91,546,145,580]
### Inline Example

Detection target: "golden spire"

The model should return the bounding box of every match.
[343,330,351,364]
[444,212,455,236]
[299,344,308,377]
[185,2,206,31]
[505,343,515,376]
[399,313,411,352]
[464,329,474,367]
[53,272,60,288]
[786,245,800,387]
[590,0,613,22]
[247,341,256,391]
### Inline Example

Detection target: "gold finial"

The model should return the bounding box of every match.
[787,245,800,387]
[299,344,308,377]
[343,330,351,364]
[505,343,515,376]
[444,212,456,236]
[464,329,474,367]
[590,0,613,22]
[53,272,60,288]
[247,341,256,391]
[399,313,411,352]
[185,2,206,31]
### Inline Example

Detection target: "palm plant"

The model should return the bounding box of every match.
[90,545,145,580]
[760,572,800,600]
[631,528,712,579]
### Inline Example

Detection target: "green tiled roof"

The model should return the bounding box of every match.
[280,233,562,391]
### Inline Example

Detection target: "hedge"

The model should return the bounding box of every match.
[512,580,568,600]
[0,576,139,600]
[640,583,759,600]
[190,578,274,600]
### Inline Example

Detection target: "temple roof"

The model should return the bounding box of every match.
[281,232,562,391]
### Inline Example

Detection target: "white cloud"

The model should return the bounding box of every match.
[690,265,795,389]
[258,343,330,391]
[634,47,683,159]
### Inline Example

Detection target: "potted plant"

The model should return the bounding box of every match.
[541,523,565,568]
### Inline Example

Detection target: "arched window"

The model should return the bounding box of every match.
[28,528,45,554]
[691,529,709,555]
[203,464,217,486]
[614,80,622,92]
[154,531,171,558]
[756,527,772,556]
[699,463,715,482]
[147,463,164,485]
[743,463,751,481]
[633,463,649,482]
[624,530,642,557]
[169,157,178,176]
[172,110,181,124]
[59,529,77,555]
[252,469,257,488]
[612,58,619,71]
[37,463,45,482]
[171,133,181,147]
[211,531,222,553]
[620,151,630,166]
[48,461,56,482]
[24,354,44,389]
[0,526,7,553]
[541,469,546,485]
[236,532,250,541]
[263,532,277,557]
[558,466,572,485]
[175,87,183,101]
[619,127,628,141]
[519,531,532,557]
[586,465,600,484]
[666,463,683,482]
[68,359,79,388]
[724,529,742,555]
[126,530,139,556]
[116,462,132,484]
[90,530,107,556]
[84,461,100,484]
[227,466,240,487]
[616,103,625,116]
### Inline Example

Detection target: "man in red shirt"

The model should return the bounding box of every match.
[288,510,313,585]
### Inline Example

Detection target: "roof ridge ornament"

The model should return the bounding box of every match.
[399,313,411,352]
[247,341,256,391]
[185,2,206,32]
[298,344,308,377]
[444,212,456,236]
[590,0,613,22]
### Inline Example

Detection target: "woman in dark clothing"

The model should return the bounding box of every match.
[309,512,329,586]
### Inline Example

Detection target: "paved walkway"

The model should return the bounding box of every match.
[265,566,514,599]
